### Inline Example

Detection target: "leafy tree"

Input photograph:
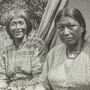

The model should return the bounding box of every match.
[0,0,48,29]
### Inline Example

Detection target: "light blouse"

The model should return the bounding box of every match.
[37,41,90,90]
[0,36,47,88]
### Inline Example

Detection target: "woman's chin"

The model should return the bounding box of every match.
[65,41,77,47]
[14,35,24,39]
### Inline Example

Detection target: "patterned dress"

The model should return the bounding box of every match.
[37,41,90,90]
[0,36,47,89]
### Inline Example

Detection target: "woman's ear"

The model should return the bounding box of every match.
[81,26,84,33]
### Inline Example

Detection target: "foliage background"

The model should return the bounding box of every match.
[0,0,48,29]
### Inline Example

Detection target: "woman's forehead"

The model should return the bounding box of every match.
[12,14,24,18]
[10,17,25,22]
[57,16,78,24]
[10,15,25,21]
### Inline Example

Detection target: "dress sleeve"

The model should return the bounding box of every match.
[26,58,52,90]
[36,58,51,90]
[35,46,58,90]
[27,37,48,86]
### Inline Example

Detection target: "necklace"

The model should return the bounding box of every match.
[66,48,81,59]
[66,39,86,59]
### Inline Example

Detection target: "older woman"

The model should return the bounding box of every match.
[0,9,47,90]
[33,8,90,90]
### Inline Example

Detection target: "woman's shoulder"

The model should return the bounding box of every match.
[27,36,48,54]
[47,44,65,58]
[83,41,90,52]
[28,36,46,47]
[49,44,65,54]
[0,39,13,55]
[45,44,65,67]
[3,39,13,50]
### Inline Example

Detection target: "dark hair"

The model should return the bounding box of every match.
[5,9,32,39]
[55,8,86,39]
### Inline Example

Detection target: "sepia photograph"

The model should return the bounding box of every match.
[0,0,90,90]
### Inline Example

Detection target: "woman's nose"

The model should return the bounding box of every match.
[16,24,20,29]
[64,27,70,35]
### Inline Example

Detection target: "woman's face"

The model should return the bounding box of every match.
[9,17,27,40]
[56,16,83,46]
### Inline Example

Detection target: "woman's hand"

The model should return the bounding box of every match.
[8,86,17,90]
[0,82,8,90]
[34,84,46,90]
[25,85,46,90]
[25,86,34,90]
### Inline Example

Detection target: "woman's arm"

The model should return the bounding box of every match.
[25,37,48,87]
[28,38,48,85]
[25,59,51,90]
[0,53,8,89]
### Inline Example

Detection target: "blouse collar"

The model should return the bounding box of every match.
[13,35,28,49]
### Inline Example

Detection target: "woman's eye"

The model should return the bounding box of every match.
[57,27,64,32]
[69,24,76,28]
[71,25,76,27]
[57,26,64,29]
[11,22,16,26]
[19,21,24,25]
